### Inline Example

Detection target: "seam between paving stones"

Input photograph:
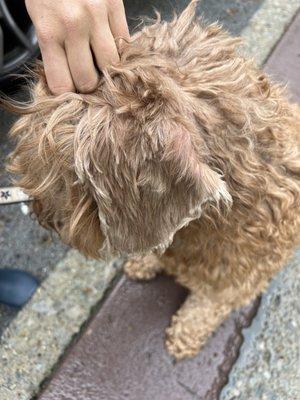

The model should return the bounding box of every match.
[0,1,299,399]
[210,298,262,400]
[177,380,199,398]
[255,8,300,70]
[216,3,300,395]
[220,253,300,399]
[239,0,300,65]
[0,251,124,400]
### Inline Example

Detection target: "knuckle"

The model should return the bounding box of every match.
[77,78,98,93]
[62,11,82,33]
[49,84,74,95]
[36,28,54,47]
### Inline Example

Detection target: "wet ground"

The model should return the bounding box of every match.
[125,0,264,34]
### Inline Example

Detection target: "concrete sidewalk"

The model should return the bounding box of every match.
[0,1,299,400]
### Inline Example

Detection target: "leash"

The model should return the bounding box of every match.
[0,187,32,204]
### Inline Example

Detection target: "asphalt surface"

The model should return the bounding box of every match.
[0,0,268,338]
[125,0,264,34]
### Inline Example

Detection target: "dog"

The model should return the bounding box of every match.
[6,1,300,359]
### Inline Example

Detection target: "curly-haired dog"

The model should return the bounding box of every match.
[6,1,300,359]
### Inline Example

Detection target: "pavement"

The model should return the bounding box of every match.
[0,1,299,400]
[221,253,300,400]
[0,93,69,335]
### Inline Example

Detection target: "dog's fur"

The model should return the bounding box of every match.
[7,1,300,359]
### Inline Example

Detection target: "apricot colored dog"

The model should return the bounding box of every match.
[7,2,300,358]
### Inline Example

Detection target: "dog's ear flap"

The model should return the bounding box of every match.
[92,119,231,257]
[160,122,231,204]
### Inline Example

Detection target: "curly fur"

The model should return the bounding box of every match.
[6,1,300,359]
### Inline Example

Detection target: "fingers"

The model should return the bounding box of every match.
[107,0,130,42]
[90,0,129,71]
[65,38,99,93]
[39,43,75,95]
[30,0,130,95]
[90,24,120,71]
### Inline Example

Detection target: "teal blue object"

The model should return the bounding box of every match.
[0,269,39,308]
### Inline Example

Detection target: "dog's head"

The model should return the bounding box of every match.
[8,2,234,258]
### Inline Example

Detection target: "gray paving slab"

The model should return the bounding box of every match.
[0,251,122,400]
[240,0,300,64]
[221,254,300,400]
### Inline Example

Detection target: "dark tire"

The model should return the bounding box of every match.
[0,0,39,88]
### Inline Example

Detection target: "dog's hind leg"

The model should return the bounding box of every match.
[123,254,164,280]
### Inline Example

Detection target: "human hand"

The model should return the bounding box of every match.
[25,0,129,94]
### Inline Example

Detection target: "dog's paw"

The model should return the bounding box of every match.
[165,317,205,360]
[123,255,163,281]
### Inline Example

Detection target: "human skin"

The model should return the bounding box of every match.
[25,0,129,94]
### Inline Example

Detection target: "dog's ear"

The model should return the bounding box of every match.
[160,120,231,203]
[75,108,231,257]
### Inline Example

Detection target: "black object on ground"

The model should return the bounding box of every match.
[0,268,38,307]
